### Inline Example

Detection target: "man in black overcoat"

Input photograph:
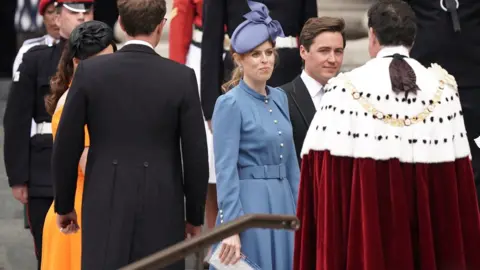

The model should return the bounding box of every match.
[403,0,480,205]
[51,0,209,269]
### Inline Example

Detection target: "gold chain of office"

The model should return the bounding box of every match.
[344,78,445,127]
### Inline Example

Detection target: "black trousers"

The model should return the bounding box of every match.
[459,87,480,206]
[27,196,54,270]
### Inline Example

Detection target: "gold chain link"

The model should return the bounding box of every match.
[345,79,445,127]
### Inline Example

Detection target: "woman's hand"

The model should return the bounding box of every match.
[219,234,242,265]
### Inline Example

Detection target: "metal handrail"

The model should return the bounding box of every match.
[120,214,300,270]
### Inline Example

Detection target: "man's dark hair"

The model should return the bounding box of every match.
[368,0,419,96]
[117,0,167,37]
[299,17,346,51]
[367,0,417,47]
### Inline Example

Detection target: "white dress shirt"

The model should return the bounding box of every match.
[124,39,155,50]
[300,70,324,111]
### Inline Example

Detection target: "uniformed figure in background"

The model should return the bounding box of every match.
[403,0,480,206]
[169,0,205,83]
[11,0,59,231]
[169,1,220,260]
[200,0,318,124]
[3,1,94,268]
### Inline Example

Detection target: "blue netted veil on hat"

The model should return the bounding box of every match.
[230,1,285,54]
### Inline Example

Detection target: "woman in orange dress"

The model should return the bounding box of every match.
[41,20,116,270]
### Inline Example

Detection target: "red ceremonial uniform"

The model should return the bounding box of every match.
[169,0,203,64]
[293,46,480,270]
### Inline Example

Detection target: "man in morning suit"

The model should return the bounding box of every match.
[281,17,346,162]
[51,0,209,269]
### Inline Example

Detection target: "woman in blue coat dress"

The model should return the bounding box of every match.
[210,1,300,269]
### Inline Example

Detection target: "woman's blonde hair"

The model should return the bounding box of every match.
[221,60,243,92]
[221,40,278,92]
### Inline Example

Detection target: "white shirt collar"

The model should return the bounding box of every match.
[45,34,59,46]
[376,46,410,58]
[124,40,155,50]
[300,70,324,98]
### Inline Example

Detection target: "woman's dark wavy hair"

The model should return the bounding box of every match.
[46,20,117,115]
[367,0,419,96]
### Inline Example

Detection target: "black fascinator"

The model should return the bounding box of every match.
[68,20,115,60]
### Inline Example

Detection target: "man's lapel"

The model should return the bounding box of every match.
[290,76,316,126]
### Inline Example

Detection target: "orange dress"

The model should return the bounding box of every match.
[41,90,89,270]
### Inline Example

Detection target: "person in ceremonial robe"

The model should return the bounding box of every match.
[42,20,116,270]
[281,17,345,162]
[210,2,300,269]
[51,0,209,269]
[201,0,317,129]
[294,1,480,269]
[169,0,219,249]
[3,1,93,268]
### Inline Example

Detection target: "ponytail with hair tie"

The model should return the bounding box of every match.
[387,53,420,97]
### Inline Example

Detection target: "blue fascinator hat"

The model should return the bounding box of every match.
[230,1,285,54]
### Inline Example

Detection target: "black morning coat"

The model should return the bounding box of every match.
[281,76,316,164]
[200,0,318,120]
[51,44,209,270]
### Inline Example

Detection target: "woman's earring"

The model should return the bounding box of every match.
[239,66,243,72]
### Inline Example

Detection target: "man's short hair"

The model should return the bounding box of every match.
[117,0,167,37]
[367,0,417,48]
[299,17,346,51]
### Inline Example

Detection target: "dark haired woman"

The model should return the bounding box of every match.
[41,20,116,270]
[294,1,480,269]
[209,2,299,269]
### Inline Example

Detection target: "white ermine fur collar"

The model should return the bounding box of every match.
[301,57,470,163]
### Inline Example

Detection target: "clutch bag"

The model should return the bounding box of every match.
[207,244,262,270]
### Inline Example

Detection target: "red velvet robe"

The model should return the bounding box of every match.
[293,47,480,270]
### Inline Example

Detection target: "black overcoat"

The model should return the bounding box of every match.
[52,44,209,270]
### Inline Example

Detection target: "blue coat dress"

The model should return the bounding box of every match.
[211,80,300,269]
